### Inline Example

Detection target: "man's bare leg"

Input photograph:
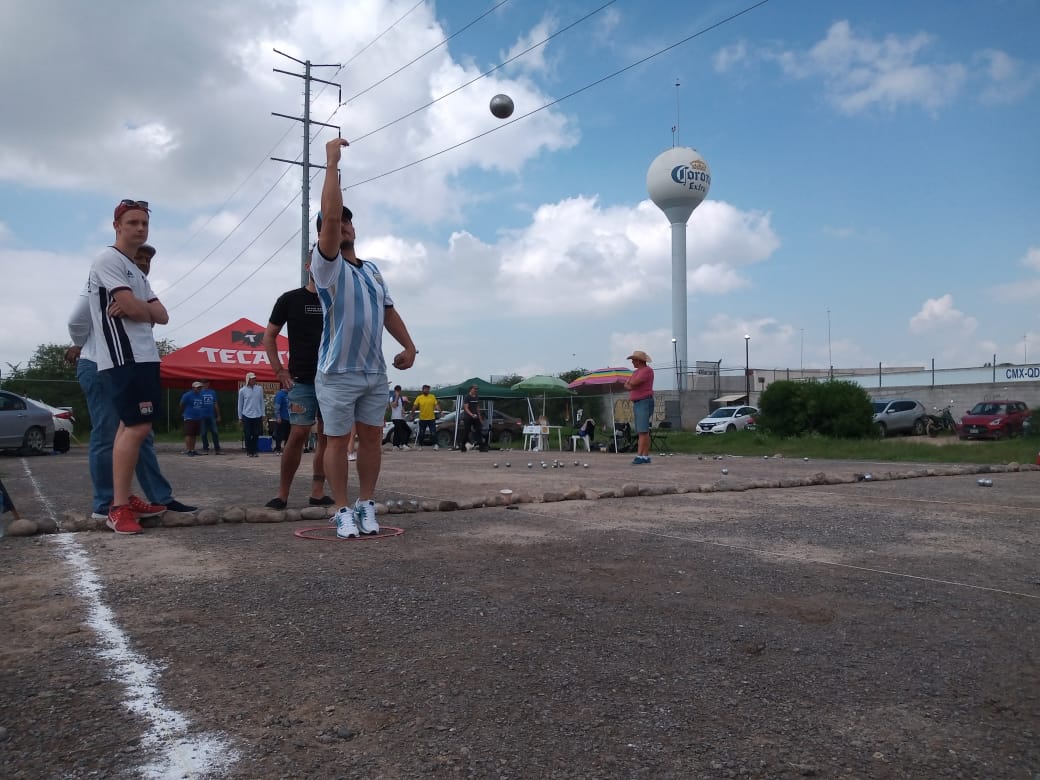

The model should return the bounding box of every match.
[324,435,351,507]
[310,421,328,499]
[354,422,382,501]
[113,422,152,506]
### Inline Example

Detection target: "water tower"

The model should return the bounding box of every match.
[647,146,711,391]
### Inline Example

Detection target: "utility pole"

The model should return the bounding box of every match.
[271,49,341,287]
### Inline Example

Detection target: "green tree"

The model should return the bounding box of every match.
[756,379,874,439]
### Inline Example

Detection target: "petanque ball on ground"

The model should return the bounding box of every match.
[490,93,514,119]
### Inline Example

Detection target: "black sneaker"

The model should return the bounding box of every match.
[265,497,288,510]
[308,495,335,506]
[164,500,198,513]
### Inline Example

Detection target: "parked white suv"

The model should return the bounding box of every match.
[696,406,758,434]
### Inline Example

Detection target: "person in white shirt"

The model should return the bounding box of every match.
[83,200,170,535]
[237,372,266,457]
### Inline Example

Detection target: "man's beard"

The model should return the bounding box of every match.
[340,239,353,252]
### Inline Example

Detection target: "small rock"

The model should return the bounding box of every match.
[299,506,330,521]
[5,518,38,537]
[222,507,246,523]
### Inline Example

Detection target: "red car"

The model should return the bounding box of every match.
[958,400,1032,440]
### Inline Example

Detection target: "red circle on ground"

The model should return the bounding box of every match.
[293,525,404,541]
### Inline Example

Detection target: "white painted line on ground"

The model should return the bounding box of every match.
[21,460,238,778]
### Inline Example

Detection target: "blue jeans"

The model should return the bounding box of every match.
[200,415,221,451]
[77,358,174,513]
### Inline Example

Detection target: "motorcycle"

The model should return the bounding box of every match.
[925,402,958,437]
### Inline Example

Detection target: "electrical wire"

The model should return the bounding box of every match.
[159,0,430,297]
[349,0,617,145]
[165,0,771,332]
[341,0,511,106]
[347,0,772,187]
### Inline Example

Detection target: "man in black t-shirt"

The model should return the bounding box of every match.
[460,384,483,452]
[261,270,334,509]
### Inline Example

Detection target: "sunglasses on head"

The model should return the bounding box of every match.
[119,199,149,210]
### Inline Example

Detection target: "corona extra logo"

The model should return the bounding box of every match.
[670,161,711,193]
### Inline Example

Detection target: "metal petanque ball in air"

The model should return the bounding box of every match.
[490,93,514,119]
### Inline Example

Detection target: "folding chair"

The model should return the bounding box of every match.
[649,420,672,450]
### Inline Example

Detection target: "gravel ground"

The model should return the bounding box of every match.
[1,445,1038,779]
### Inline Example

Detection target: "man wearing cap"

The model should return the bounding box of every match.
[80,200,171,534]
[411,384,441,449]
[198,378,223,454]
[238,372,265,457]
[314,137,418,539]
[179,382,206,455]
[66,238,196,525]
[624,350,655,464]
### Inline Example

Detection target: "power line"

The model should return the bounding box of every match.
[347,0,772,188]
[350,0,617,145]
[342,0,511,107]
[164,1,772,331]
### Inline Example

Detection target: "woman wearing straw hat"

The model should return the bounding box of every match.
[624,350,655,464]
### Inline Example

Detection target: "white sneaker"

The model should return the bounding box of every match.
[354,499,379,535]
[400,444,410,451]
[335,507,359,539]
[348,452,357,461]
[433,444,439,450]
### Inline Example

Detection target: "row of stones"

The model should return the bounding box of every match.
[4,462,1034,537]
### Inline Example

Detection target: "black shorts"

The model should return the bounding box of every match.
[107,362,162,426]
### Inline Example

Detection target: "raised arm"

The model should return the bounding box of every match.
[317,138,349,260]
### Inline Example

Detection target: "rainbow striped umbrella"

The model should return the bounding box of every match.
[567,367,634,438]
[567,367,633,389]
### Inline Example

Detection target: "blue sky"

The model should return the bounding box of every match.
[1,0,1038,388]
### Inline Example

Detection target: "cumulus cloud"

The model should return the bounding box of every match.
[909,294,977,335]
[713,40,750,73]
[775,21,966,114]
[975,49,1040,104]
[1022,246,1040,271]
[501,15,559,76]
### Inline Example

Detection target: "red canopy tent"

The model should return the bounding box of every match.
[160,317,288,391]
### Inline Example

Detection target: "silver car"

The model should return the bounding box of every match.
[872,399,928,437]
[0,390,56,453]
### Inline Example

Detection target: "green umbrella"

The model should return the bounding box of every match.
[510,375,575,418]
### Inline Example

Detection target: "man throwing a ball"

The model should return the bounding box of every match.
[313,137,418,539]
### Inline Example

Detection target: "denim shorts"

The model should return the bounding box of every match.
[287,382,320,427]
[632,396,655,434]
[315,371,388,436]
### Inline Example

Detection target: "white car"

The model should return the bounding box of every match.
[696,405,758,434]
[31,398,75,435]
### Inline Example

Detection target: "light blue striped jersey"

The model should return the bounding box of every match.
[310,245,393,375]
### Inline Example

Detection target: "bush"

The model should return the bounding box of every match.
[756,380,874,439]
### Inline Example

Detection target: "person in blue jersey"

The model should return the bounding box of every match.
[313,137,418,539]
[179,382,206,455]
[272,386,290,453]
[198,378,223,454]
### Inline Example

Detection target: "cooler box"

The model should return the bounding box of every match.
[257,436,273,452]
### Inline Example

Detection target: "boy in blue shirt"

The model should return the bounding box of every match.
[179,382,206,456]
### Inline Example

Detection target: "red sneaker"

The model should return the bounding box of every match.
[128,495,166,518]
[106,506,143,535]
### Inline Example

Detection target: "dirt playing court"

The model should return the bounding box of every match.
[2,446,1038,778]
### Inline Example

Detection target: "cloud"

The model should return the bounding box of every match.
[1022,246,1040,271]
[909,294,977,335]
[713,40,750,73]
[776,21,966,114]
[501,15,559,76]
[975,49,1040,104]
